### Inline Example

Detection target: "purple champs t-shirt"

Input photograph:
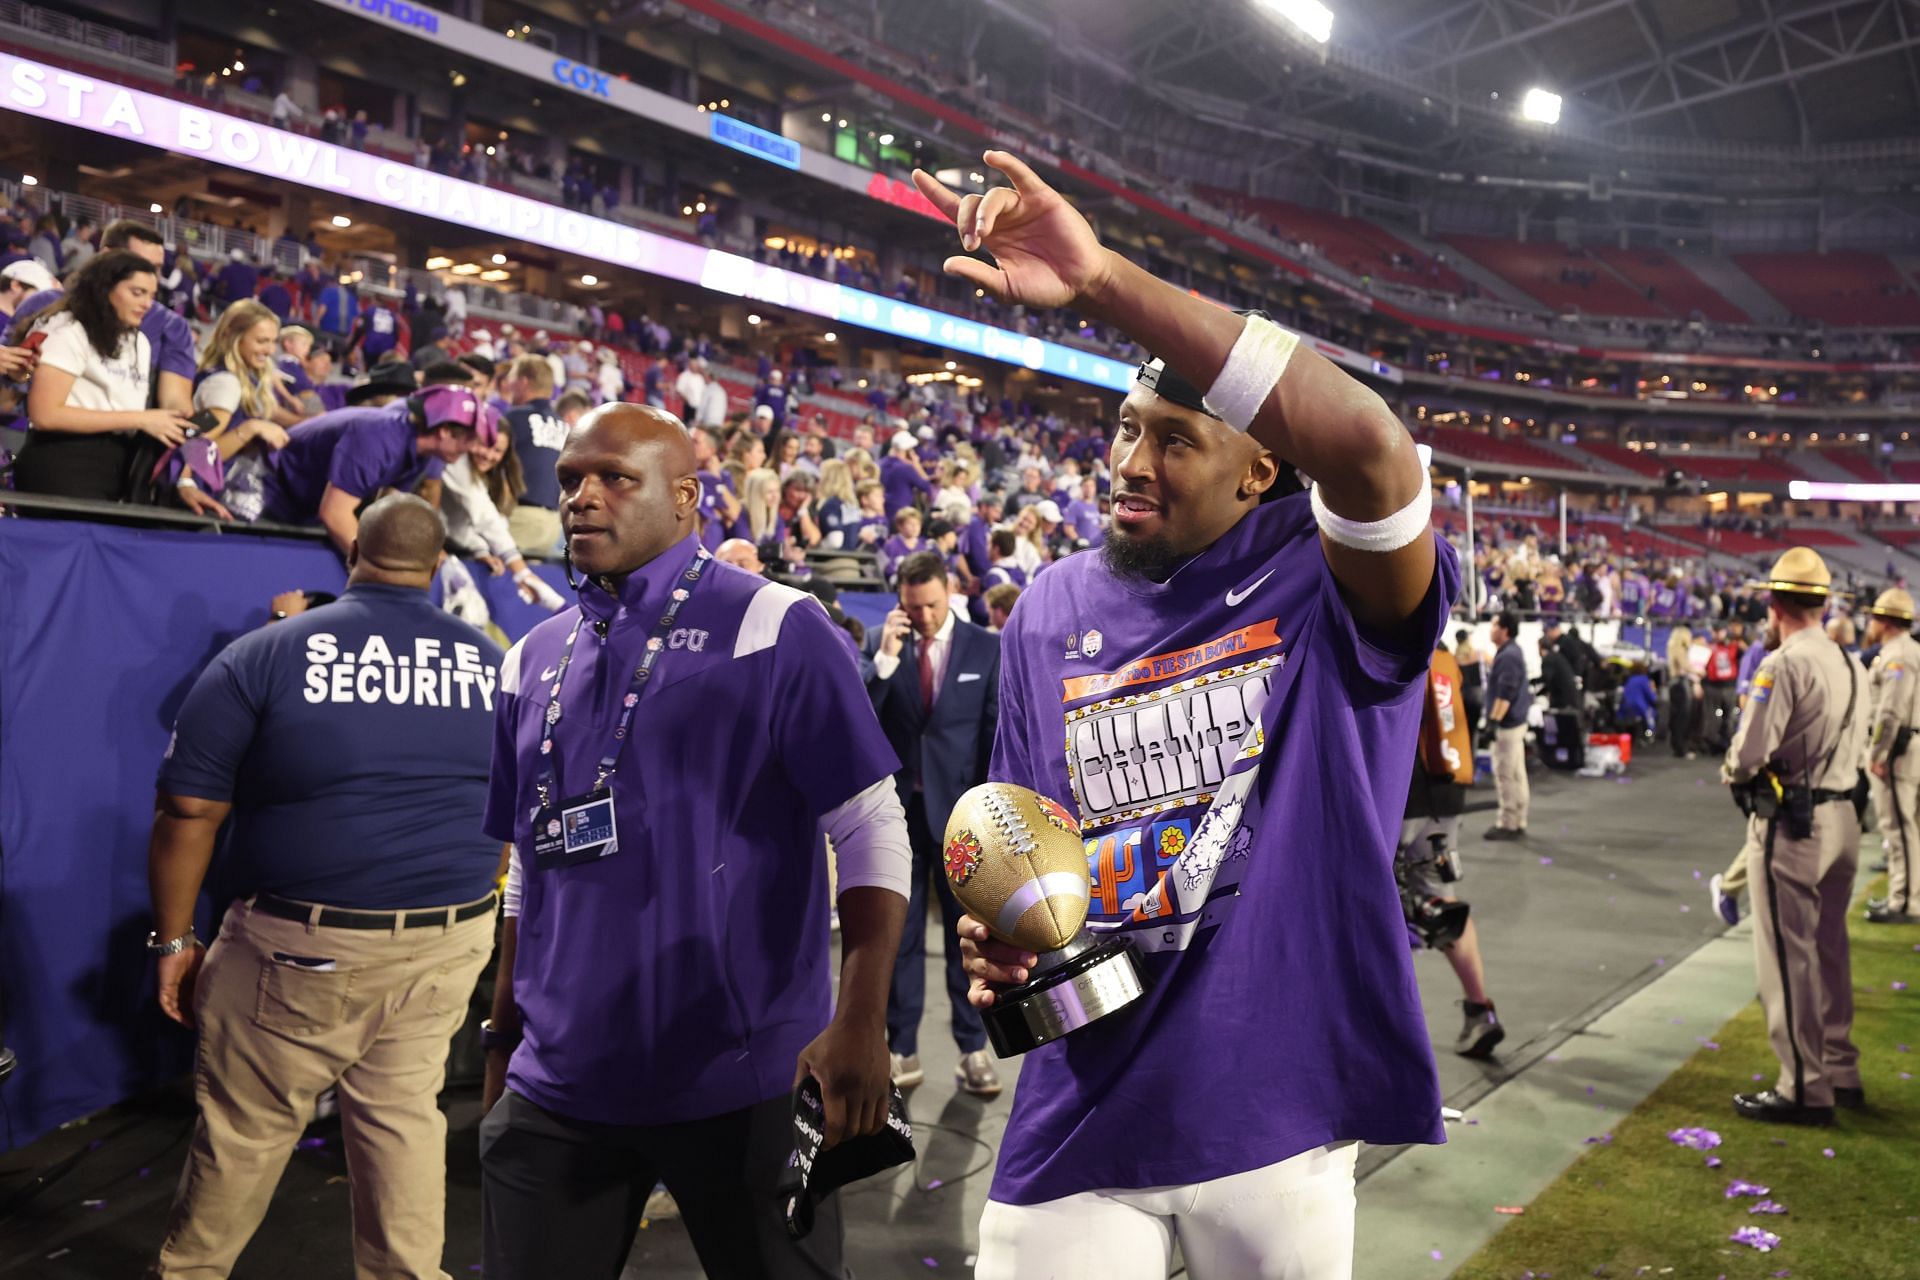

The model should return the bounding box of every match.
[257,403,444,524]
[987,494,1458,1205]
[483,535,900,1125]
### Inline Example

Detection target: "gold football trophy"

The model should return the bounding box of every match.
[943,783,1144,1056]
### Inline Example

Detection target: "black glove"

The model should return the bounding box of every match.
[1475,722,1496,750]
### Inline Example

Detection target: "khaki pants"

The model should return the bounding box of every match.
[507,505,561,559]
[1720,842,1750,897]
[1742,806,1861,1108]
[1493,725,1530,831]
[1871,759,1919,912]
[155,896,495,1279]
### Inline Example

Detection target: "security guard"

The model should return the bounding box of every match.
[1722,548,1869,1125]
[1863,587,1920,924]
[146,494,505,1277]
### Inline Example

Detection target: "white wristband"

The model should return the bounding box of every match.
[1309,481,1432,554]
[1205,314,1301,433]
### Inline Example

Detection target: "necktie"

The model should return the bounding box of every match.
[919,638,937,709]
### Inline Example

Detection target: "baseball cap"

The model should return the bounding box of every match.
[1034,500,1064,524]
[891,430,918,453]
[916,424,935,441]
[1,259,57,291]
[753,404,775,421]
[416,384,500,446]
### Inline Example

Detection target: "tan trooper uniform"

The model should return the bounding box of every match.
[1723,549,1868,1112]
[1867,589,1920,915]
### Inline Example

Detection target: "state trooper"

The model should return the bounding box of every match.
[1863,587,1920,925]
[1722,548,1869,1125]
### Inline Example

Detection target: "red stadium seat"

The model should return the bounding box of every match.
[1442,235,1665,317]
[1587,247,1747,323]
[1732,252,1920,326]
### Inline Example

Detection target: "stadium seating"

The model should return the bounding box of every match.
[1441,235,1664,317]
[1668,453,1808,485]
[1570,441,1667,478]
[1587,247,1747,324]
[1731,252,1920,326]
[1888,460,1920,484]
[1418,427,1598,474]
[1821,451,1887,482]
[1198,189,1472,294]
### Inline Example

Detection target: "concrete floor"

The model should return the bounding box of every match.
[0,750,1828,1279]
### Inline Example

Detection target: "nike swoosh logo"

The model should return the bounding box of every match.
[540,667,559,681]
[1225,570,1275,608]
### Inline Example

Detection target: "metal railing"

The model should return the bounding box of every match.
[0,0,173,73]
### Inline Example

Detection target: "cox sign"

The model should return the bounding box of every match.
[551,59,610,98]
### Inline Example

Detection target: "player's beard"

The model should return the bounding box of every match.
[1102,526,1184,582]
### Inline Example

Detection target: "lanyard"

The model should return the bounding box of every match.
[534,551,710,808]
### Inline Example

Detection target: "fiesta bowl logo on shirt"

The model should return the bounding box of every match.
[944,831,983,885]
[1035,794,1080,836]
[1082,629,1104,659]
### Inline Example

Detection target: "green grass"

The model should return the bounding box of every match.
[1455,880,1920,1280]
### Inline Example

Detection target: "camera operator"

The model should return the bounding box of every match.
[1399,644,1507,1059]
[1721,548,1868,1125]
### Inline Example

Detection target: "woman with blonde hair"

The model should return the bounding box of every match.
[194,300,293,458]
[842,447,878,486]
[737,466,783,544]
[813,457,858,546]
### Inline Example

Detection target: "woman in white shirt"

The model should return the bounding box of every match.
[14,250,192,500]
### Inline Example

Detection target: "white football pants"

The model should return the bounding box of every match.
[974,1142,1357,1280]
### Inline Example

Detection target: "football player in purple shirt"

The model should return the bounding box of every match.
[915,153,1454,1279]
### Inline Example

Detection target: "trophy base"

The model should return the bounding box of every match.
[981,934,1143,1057]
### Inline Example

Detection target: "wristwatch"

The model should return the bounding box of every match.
[146,929,199,956]
[480,1018,522,1052]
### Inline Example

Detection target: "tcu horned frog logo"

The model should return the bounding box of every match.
[944,830,983,885]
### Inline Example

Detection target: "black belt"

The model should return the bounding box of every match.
[251,892,497,930]
[1811,788,1854,805]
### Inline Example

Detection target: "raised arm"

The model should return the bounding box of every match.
[913,152,1433,629]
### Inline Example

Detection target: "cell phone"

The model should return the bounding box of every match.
[183,409,221,439]
[20,330,46,354]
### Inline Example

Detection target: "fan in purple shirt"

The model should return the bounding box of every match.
[915,155,1453,1278]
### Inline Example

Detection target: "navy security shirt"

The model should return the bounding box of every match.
[506,397,569,511]
[159,584,505,909]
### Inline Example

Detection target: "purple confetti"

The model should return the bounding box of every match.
[1430,1250,1445,1261]
[1668,1126,1723,1150]
[922,1259,938,1269]
[1750,1200,1788,1215]
[1693,869,1703,879]
[1726,1179,1771,1198]
[1772,1272,1792,1278]
[1705,1156,1723,1168]
[1753,1073,1768,1081]
[295,1136,326,1150]
[1468,1117,1480,1125]
[1899,1044,1912,1053]
[1822,1147,1836,1158]
[1655,957,1667,966]
[1901,1072,1913,1081]
[1540,856,1555,865]
[1586,1085,1596,1096]
[926,1178,944,1190]
[1894,982,1909,992]
[1585,1133,1614,1145]
[1697,1038,1722,1050]
[82,1198,106,1210]
[1730,1226,1781,1252]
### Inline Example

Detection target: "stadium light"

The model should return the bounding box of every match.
[580,273,599,285]
[1521,88,1562,124]
[878,133,894,145]
[149,202,163,214]
[491,253,507,265]
[331,215,352,228]
[20,174,36,186]
[1255,0,1333,44]
[823,332,837,342]
[425,256,453,270]
[748,313,762,325]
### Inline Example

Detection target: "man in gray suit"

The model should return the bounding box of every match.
[867,551,1003,1096]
